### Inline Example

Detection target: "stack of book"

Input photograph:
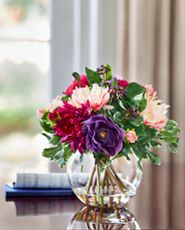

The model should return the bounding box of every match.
[4,173,74,197]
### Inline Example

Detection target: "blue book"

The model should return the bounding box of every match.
[4,183,74,197]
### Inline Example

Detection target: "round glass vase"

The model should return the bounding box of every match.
[67,152,142,208]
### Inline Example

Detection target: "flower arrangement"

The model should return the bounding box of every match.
[37,64,180,206]
[38,64,179,167]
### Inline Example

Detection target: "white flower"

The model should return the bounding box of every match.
[49,96,63,112]
[69,84,111,111]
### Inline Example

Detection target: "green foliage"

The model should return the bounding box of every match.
[40,120,54,134]
[139,97,147,112]
[147,151,161,165]
[85,67,102,85]
[126,82,145,97]
[130,125,162,167]
[129,116,143,127]
[125,83,146,112]
[42,143,72,168]
[113,111,123,125]
[137,126,157,144]
[72,72,80,83]
[94,152,109,164]
[61,95,70,101]
[42,145,62,160]
[112,78,118,86]
[39,112,54,133]
[54,145,72,167]
[159,120,180,153]
[104,64,112,81]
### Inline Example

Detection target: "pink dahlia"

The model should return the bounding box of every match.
[48,101,91,153]
[64,75,89,96]
[141,85,169,131]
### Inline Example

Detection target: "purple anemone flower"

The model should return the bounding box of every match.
[83,114,124,157]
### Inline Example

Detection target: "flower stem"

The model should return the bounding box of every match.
[86,165,96,193]
[96,163,104,208]
[109,165,127,191]
[96,164,101,193]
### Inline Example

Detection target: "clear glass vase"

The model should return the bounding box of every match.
[67,206,141,229]
[67,152,142,208]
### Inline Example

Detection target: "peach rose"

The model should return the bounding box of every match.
[125,130,138,143]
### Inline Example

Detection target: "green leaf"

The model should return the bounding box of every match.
[165,120,180,135]
[132,145,148,160]
[126,82,145,98]
[72,72,80,83]
[113,111,123,124]
[147,151,161,165]
[125,97,136,108]
[54,145,72,167]
[118,100,127,110]
[164,136,178,143]
[129,116,143,127]
[167,141,179,153]
[94,152,109,164]
[85,67,101,85]
[135,124,145,136]
[121,146,132,160]
[137,159,143,171]
[112,79,118,86]
[40,120,54,133]
[159,120,180,152]
[42,145,62,160]
[61,95,70,101]
[104,64,112,80]
[137,126,157,143]
[42,132,51,141]
[150,140,162,148]
[50,135,61,145]
[139,97,147,112]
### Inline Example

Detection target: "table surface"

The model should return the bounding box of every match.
[0,163,185,230]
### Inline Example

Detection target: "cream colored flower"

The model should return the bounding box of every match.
[36,108,47,118]
[37,96,63,118]
[141,85,169,131]
[69,84,111,111]
[49,96,63,112]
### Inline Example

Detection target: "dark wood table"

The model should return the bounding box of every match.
[1,163,185,229]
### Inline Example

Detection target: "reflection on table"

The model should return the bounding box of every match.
[6,197,82,216]
[6,197,140,230]
[68,206,140,230]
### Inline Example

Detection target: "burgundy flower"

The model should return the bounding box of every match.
[83,115,124,157]
[64,75,89,96]
[48,101,91,153]
[118,79,128,88]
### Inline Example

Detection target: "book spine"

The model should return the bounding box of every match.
[15,173,70,188]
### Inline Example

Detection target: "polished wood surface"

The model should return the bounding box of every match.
[0,164,184,229]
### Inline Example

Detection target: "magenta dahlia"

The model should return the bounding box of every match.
[48,101,91,153]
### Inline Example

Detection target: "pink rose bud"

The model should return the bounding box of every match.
[36,109,46,119]
[125,130,138,143]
